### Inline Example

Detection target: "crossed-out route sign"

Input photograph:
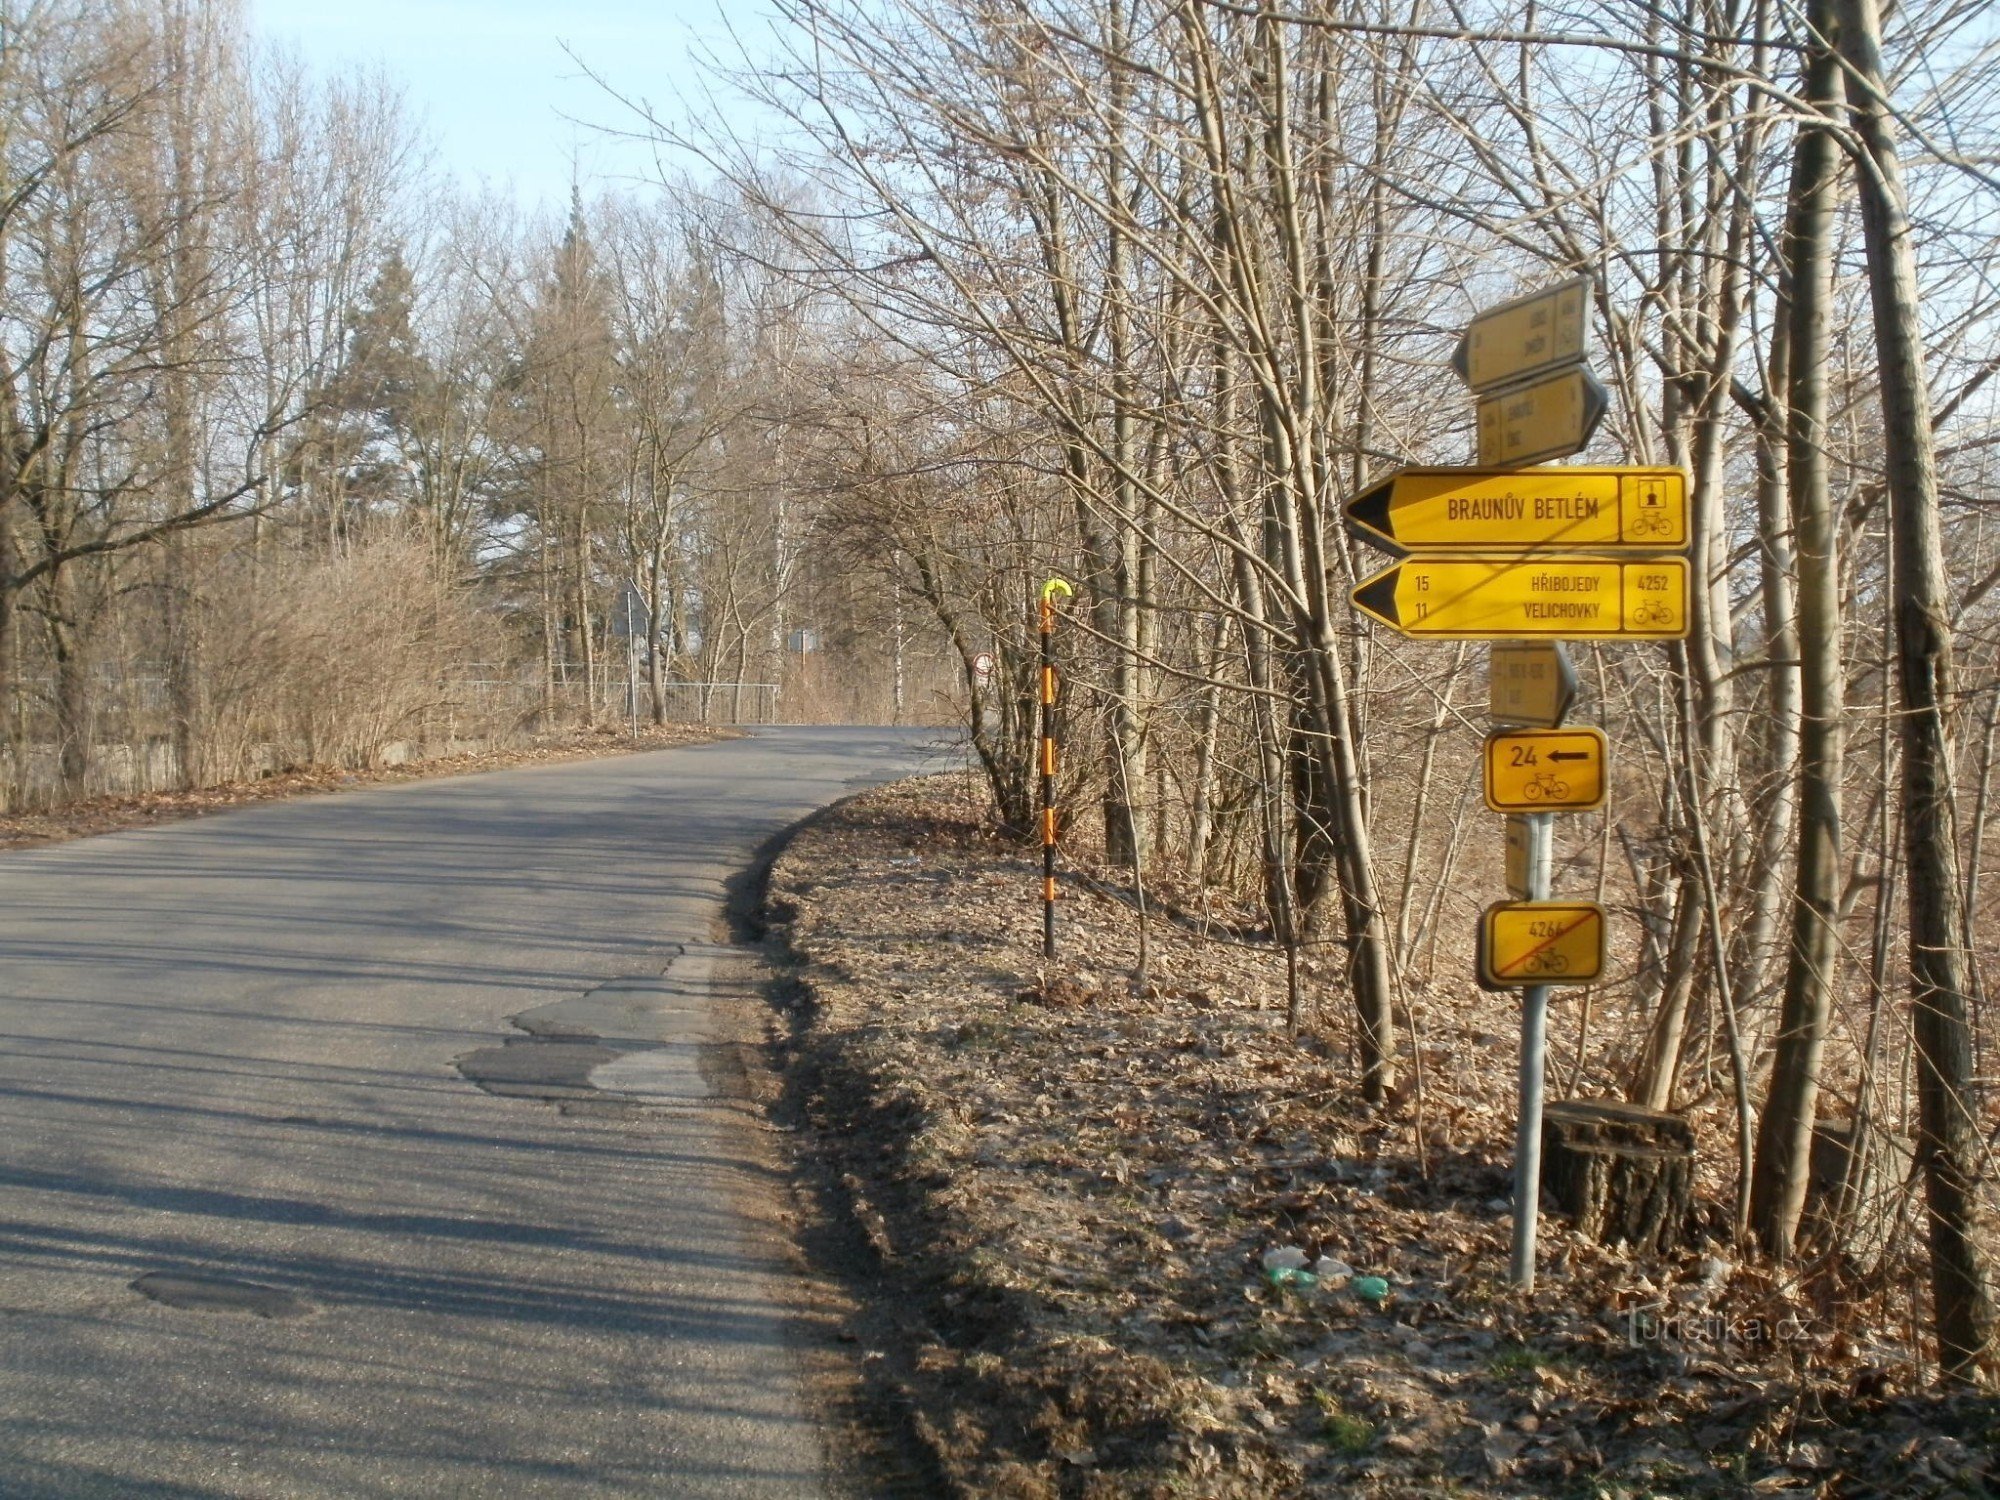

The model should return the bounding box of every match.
[1478,901,1607,990]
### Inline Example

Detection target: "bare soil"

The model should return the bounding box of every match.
[0,722,737,852]
[765,772,1998,1499]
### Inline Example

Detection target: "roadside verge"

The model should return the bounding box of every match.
[762,773,1997,1499]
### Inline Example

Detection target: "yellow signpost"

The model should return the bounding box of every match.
[1452,276,1592,393]
[1489,641,1578,727]
[1478,901,1607,989]
[1350,555,1689,640]
[1344,276,1642,1293]
[1344,465,1687,553]
[1477,366,1611,467]
[1484,727,1607,813]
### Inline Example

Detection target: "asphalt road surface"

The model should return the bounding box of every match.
[0,726,946,1498]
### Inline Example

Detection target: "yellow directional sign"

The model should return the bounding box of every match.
[1478,901,1606,990]
[1477,366,1610,467]
[1343,466,1687,553]
[1453,276,1592,393]
[1484,727,1607,813]
[1350,555,1689,640]
[1490,641,1577,727]
[1504,815,1534,899]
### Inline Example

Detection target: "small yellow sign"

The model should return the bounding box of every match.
[1489,641,1578,727]
[1350,555,1689,640]
[1453,277,1591,393]
[1343,466,1687,553]
[1504,815,1534,899]
[1477,366,1611,467]
[1484,727,1607,813]
[1479,901,1606,989]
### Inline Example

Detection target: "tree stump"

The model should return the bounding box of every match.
[1541,1098,1695,1253]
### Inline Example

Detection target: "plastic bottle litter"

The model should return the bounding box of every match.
[1351,1275,1390,1304]
[1265,1266,1319,1290]
[1312,1257,1356,1282]
[1260,1246,1309,1273]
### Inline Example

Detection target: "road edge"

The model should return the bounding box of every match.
[704,788,958,1499]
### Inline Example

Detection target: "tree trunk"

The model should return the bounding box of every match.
[1834,0,1998,1383]
[163,531,203,790]
[1750,20,1845,1260]
[538,508,558,726]
[0,529,15,810]
[642,519,669,727]
[1100,0,1147,872]
[1745,373,1800,1000]
[1258,14,1395,1090]
[1636,871,1703,1109]
[574,510,595,721]
[46,588,89,801]
[1187,610,1228,876]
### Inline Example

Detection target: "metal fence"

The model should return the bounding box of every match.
[451,674,780,728]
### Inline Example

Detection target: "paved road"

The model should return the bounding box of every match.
[0,726,945,1498]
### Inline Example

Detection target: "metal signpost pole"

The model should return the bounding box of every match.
[1511,809,1554,1289]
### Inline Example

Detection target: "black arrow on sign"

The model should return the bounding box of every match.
[1343,473,1401,555]
[1350,565,1402,627]
[1548,750,1591,762]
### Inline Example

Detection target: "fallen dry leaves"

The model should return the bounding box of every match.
[770,772,1998,1500]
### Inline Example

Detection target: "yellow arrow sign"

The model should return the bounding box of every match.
[1484,727,1607,812]
[1477,366,1610,467]
[1489,642,1577,727]
[1453,276,1592,393]
[1478,901,1606,989]
[1351,555,1689,640]
[1343,466,1687,553]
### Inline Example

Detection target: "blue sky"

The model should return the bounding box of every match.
[251,0,768,210]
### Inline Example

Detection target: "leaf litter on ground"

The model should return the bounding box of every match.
[768,772,1999,1500]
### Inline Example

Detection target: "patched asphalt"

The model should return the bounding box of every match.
[0,726,943,1496]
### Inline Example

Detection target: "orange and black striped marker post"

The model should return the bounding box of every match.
[1038,578,1072,959]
